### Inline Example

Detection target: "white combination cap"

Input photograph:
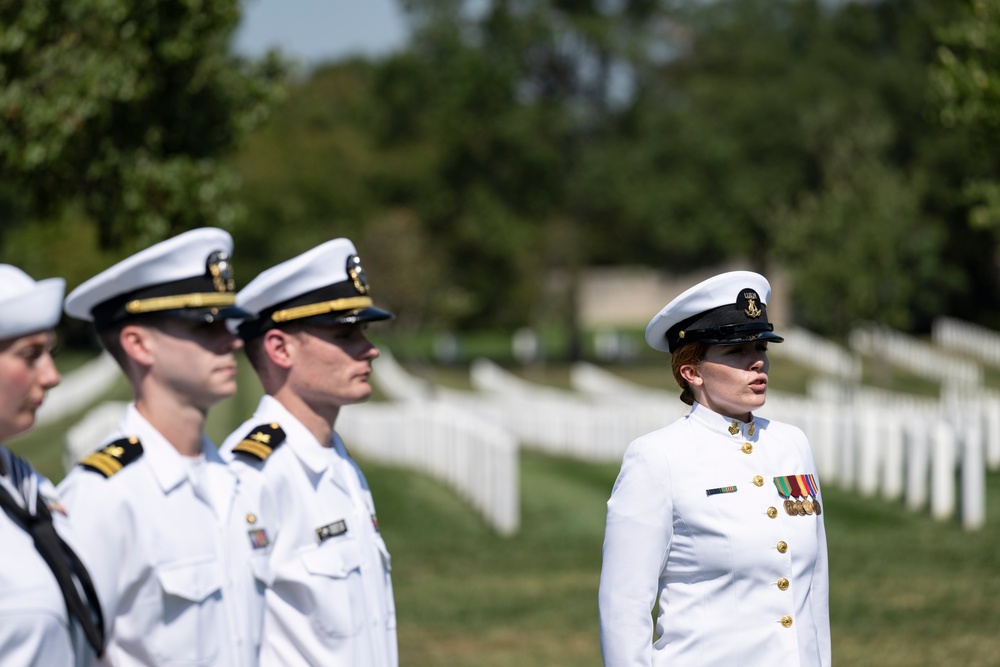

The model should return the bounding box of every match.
[64,227,246,331]
[0,265,65,340]
[645,270,784,354]
[236,238,393,339]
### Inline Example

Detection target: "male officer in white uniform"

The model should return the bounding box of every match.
[57,228,275,666]
[220,238,397,666]
[0,265,104,665]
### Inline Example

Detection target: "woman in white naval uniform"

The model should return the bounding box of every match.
[0,265,104,666]
[599,271,831,667]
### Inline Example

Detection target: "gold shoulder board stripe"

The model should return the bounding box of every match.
[232,423,287,462]
[78,437,143,478]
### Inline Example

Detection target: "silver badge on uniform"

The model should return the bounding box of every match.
[316,519,348,542]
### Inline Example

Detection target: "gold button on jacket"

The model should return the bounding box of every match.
[777,577,790,591]
[781,615,794,628]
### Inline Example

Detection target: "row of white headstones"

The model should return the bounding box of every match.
[53,317,1000,535]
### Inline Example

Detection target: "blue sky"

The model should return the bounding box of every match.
[232,0,410,66]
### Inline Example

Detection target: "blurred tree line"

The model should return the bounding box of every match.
[3,0,1000,348]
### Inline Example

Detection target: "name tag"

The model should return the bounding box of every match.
[316,520,348,542]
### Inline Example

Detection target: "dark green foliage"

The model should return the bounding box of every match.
[0,0,285,254]
[5,0,1000,340]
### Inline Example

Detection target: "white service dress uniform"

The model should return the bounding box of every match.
[599,401,831,667]
[0,447,88,667]
[221,394,398,667]
[57,404,275,666]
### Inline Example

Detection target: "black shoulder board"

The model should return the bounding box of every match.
[78,437,144,478]
[232,423,286,462]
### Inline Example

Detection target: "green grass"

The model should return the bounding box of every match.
[9,354,1000,665]
[371,451,610,667]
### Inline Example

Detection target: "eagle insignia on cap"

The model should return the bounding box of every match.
[742,290,762,319]
[347,254,369,295]
[207,251,235,293]
[232,423,287,462]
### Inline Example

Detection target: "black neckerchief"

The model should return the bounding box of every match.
[0,459,104,657]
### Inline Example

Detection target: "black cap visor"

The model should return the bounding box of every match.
[238,305,394,339]
[161,305,252,324]
[300,306,395,327]
[681,324,784,347]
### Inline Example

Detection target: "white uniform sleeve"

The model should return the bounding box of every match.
[598,438,673,667]
[805,440,832,667]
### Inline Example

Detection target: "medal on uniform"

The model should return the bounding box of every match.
[787,476,808,515]
[804,473,822,515]
[773,476,798,516]
[796,475,816,514]
[793,475,814,515]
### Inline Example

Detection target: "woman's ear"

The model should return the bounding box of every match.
[679,363,703,387]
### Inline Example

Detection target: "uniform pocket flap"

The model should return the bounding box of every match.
[156,558,223,602]
[300,538,363,578]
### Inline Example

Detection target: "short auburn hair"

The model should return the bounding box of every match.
[671,341,710,405]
